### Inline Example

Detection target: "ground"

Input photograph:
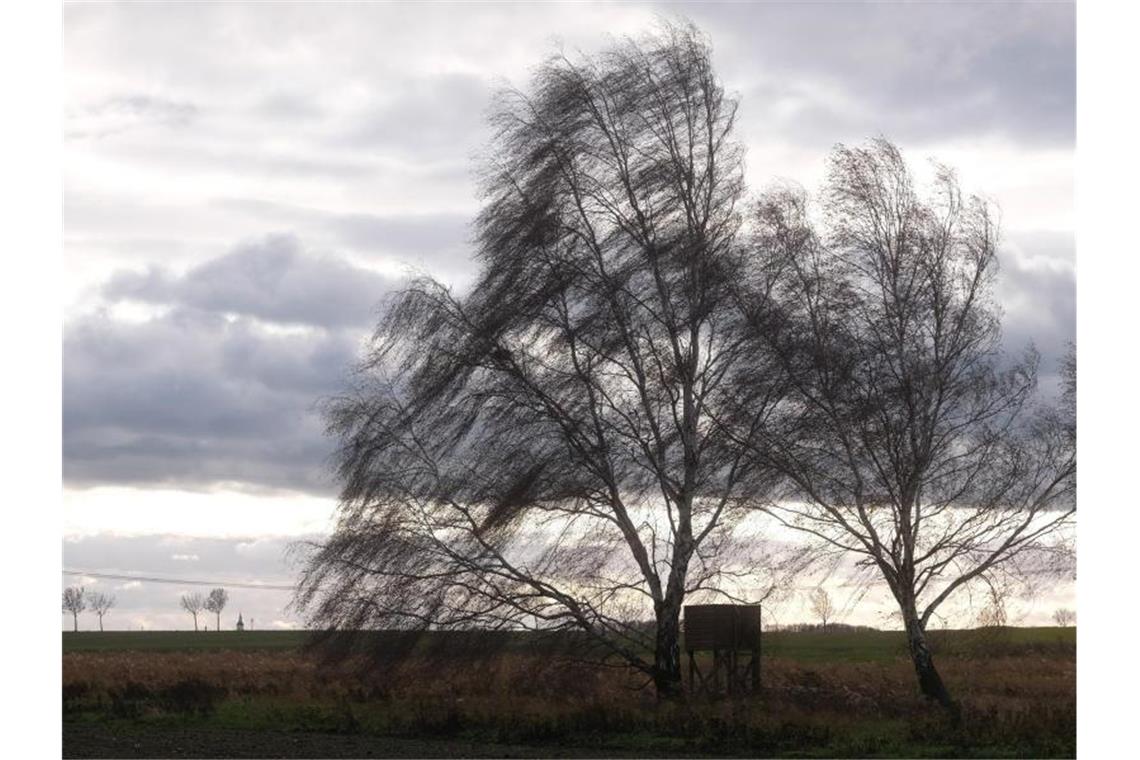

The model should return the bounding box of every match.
[62,627,1075,758]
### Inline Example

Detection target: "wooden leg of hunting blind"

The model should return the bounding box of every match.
[688,647,762,699]
[688,650,707,697]
[688,649,694,693]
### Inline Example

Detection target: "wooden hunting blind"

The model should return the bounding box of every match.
[683,604,761,697]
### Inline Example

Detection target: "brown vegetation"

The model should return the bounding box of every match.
[64,632,1075,757]
[63,645,1073,721]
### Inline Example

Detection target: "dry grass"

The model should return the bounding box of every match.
[62,634,1076,757]
[63,646,1073,716]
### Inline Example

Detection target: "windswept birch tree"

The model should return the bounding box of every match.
[296,23,798,699]
[745,140,1076,717]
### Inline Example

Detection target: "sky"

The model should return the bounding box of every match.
[62,1,1075,631]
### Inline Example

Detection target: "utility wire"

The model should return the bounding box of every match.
[63,569,295,591]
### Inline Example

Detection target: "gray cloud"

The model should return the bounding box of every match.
[678,1,1074,148]
[65,2,1073,297]
[64,239,396,494]
[215,201,476,284]
[997,230,1076,394]
[63,3,1073,513]
[64,310,349,494]
[105,234,394,329]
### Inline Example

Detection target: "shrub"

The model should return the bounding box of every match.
[62,681,91,714]
[158,678,226,716]
[108,681,154,719]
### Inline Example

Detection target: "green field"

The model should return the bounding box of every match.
[62,630,309,653]
[62,626,1075,662]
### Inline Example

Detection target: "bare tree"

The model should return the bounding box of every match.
[744,139,1076,717]
[809,587,835,629]
[975,583,1008,628]
[1052,608,1075,627]
[89,592,116,632]
[295,23,801,700]
[180,592,205,632]
[62,586,86,632]
[205,588,229,632]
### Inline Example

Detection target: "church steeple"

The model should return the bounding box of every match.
[236,612,245,631]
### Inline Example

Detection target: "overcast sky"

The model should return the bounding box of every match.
[63,1,1075,631]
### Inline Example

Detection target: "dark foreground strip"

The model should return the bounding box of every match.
[62,723,701,759]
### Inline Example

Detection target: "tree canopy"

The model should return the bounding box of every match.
[296,22,803,698]
[296,26,1075,708]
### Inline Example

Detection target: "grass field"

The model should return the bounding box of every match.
[62,626,1075,660]
[62,630,310,653]
[62,627,1076,758]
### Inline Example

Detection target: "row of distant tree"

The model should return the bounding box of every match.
[61,585,237,632]
[61,586,114,631]
[799,587,1075,630]
[179,588,230,631]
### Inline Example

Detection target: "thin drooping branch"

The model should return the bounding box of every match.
[295,23,798,699]
[739,140,1075,713]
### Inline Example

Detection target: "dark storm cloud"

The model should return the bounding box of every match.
[676,0,1074,147]
[64,240,397,494]
[997,230,1076,393]
[64,309,350,494]
[105,234,394,330]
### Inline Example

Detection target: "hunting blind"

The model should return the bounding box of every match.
[683,604,761,697]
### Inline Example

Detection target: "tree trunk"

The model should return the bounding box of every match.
[216,612,221,631]
[98,615,104,632]
[903,607,960,723]
[193,614,199,632]
[72,612,78,633]
[653,605,684,700]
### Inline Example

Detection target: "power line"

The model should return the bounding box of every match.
[63,569,295,592]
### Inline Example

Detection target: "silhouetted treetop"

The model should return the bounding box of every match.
[302,22,802,699]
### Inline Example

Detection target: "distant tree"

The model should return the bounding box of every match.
[89,592,116,632]
[745,139,1076,718]
[62,586,86,632]
[975,584,1008,628]
[809,587,835,629]
[295,22,806,700]
[180,592,205,631]
[1053,608,1076,627]
[205,588,229,632]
